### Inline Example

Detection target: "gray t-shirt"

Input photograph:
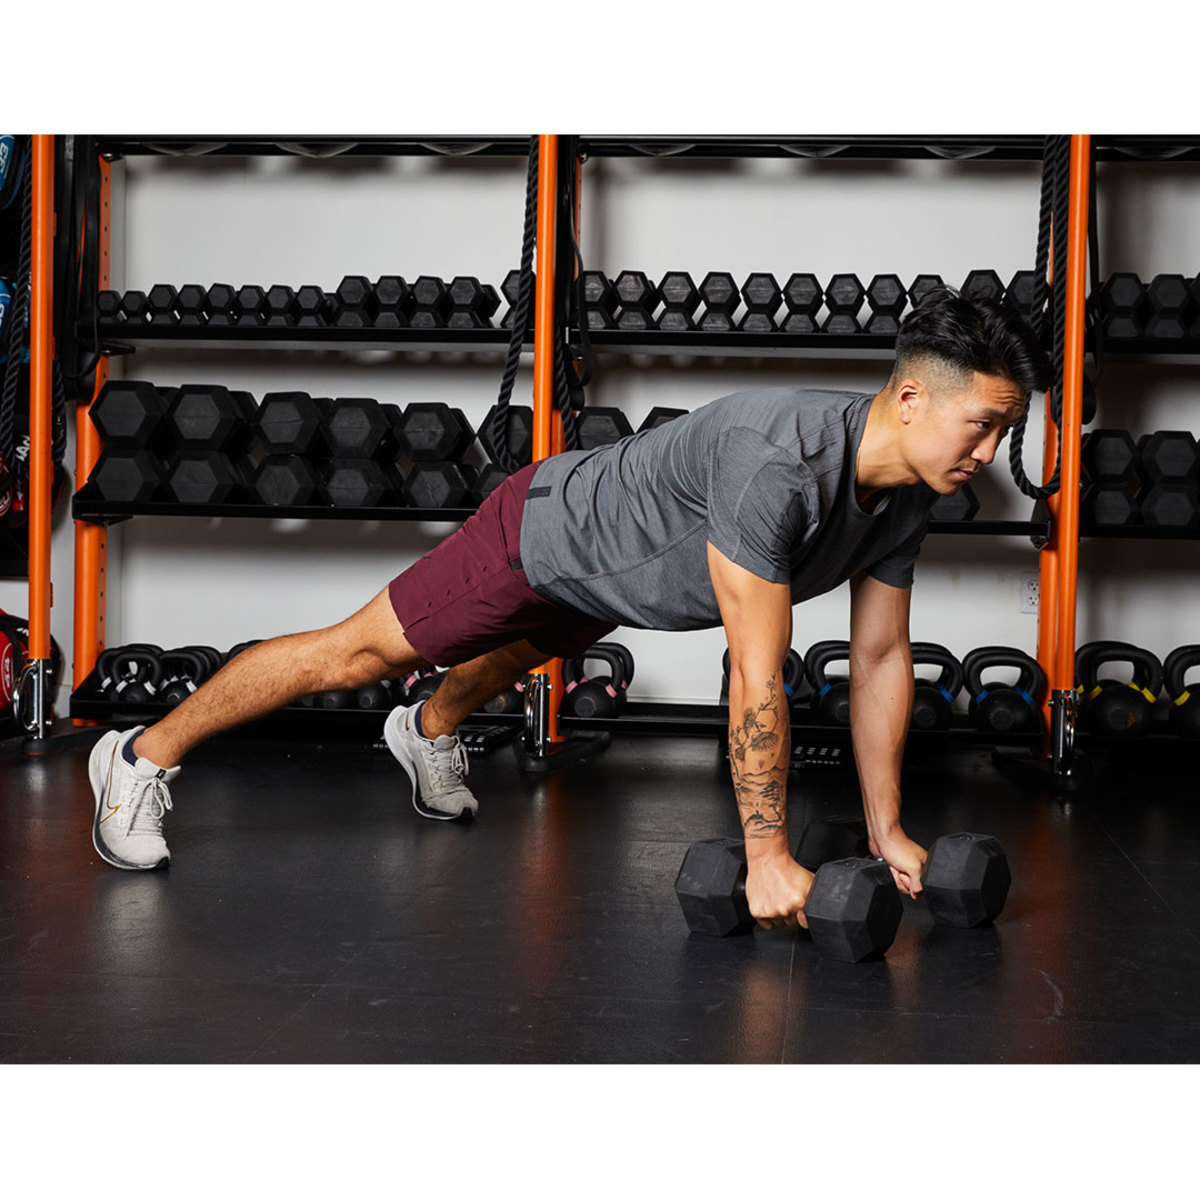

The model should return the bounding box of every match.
[518,387,938,630]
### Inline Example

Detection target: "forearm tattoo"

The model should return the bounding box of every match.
[728,671,790,838]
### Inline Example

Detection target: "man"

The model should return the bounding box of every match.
[89,288,1051,932]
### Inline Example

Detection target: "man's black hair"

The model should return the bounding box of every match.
[894,286,1052,396]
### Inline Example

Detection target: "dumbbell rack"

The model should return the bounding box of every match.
[50,133,1200,768]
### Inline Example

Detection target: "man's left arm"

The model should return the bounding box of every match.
[848,570,928,895]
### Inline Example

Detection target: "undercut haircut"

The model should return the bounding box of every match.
[892,286,1052,398]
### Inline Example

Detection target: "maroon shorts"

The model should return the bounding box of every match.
[388,461,617,667]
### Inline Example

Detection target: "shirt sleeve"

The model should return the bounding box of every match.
[866,504,932,589]
[706,428,816,583]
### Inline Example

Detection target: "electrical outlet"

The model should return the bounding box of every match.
[1019,571,1040,614]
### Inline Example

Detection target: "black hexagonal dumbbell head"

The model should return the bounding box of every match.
[373,276,413,328]
[461,462,508,504]
[864,274,907,335]
[1145,273,1193,340]
[1099,273,1146,339]
[576,407,634,450]
[119,290,151,323]
[89,448,161,503]
[738,273,782,332]
[446,276,500,329]
[255,392,330,456]
[321,397,397,459]
[821,273,865,334]
[402,461,474,509]
[675,838,752,937]
[1139,480,1200,527]
[961,269,1005,302]
[1082,428,1138,482]
[930,481,980,521]
[205,283,238,327]
[657,271,700,331]
[90,380,169,447]
[164,453,248,505]
[295,285,330,328]
[394,402,475,462]
[580,271,617,330]
[479,403,533,467]
[1005,270,1042,324]
[410,275,452,329]
[252,456,321,506]
[319,459,403,507]
[804,857,903,962]
[922,833,1011,929]
[1139,430,1200,482]
[637,406,687,432]
[1083,477,1140,526]
[614,271,661,331]
[502,268,535,331]
[176,284,209,326]
[909,274,946,308]
[96,290,123,322]
[781,273,823,334]
[147,283,180,325]
[165,385,256,453]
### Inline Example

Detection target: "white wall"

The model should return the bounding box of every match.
[7,148,1200,711]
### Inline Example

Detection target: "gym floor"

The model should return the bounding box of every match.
[1,721,1198,1065]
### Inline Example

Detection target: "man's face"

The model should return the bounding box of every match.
[905,371,1028,495]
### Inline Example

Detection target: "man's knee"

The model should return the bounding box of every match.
[338,588,430,674]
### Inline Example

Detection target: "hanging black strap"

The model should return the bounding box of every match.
[0,145,32,477]
[1008,135,1072,501]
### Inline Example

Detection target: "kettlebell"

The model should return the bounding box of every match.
[111,648,164,704]
[159,648,209,707]
[1163,644,1200,739]
[483,676,526,715]
[561,645,628,718]
[963,646,1047,734]
[804,639,851,726]
[721,647,804,706]
[356,679,393,710]
[910,643,965,732]
[1076,640,1163,737]
[406,668,445,707]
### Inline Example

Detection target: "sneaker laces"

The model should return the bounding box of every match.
[427,739,469,793]
[127,776,173,837]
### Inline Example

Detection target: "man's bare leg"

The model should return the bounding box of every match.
[419,640,551,739]
[133,588,429,769]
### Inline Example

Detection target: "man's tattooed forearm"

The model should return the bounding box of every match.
[728,670,789,837]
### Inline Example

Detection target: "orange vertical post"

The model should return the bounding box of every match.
[26,137,54,664]
[73,155,110,703]
[530,134,565,743]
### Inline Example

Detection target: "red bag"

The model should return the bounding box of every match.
[0,609,62,732]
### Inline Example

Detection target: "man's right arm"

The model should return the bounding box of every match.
[708,540,813,930]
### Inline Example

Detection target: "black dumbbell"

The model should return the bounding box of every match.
[1145,274,1193,340]
[164,453,249,504]
[479,403,534,468]
[1004,270,1041,324]
[781,273,822,334]
[1099,273,1145,338]
[89,448,163,502]
[674,838,903,962]
[374,276,413,328]
[637,406,687,432]
[147,284,180,325]
[1164,645,1200,739]
[401,462,473,509]
[320,459,403,507]
[164,384,257,454]
[393,402,475,462]
[461,462,508,505]
[253,457,321,506]
[581,271,617,330]
[561,645,629,718]
[805,640,851,726]
[233,285,268,327]
[254,392,330,457]
[657,271,700,331]
[501,268,535,331]
[410,276,452,329]
[175,284,209,326]
[89,380,169,448]
[961,269,1005,302]
[963,646,1046,734]
[446,276,500,329]
[921,833,1012,928]
[1137,431,1200,525]
[118,290,151,323]
[909,274,945,308]
[614,271,661,330]
[794,818,869,872]
[738,273,782,332]
[320,396,399,460]
[576,407,633,449]
[864,274,906,335]
[96,290,123,322]
[909,642,964,732]
[295,285,330,327]
[262,285,300,328]
[930,481,980,521]
[1075,641,1163,737]
[821,273,865,334]
[332,275,376,328]
[697,272,740,331]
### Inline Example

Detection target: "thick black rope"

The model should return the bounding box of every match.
[1009,136,1072,500]
[0,148,32,476]
[487,138,539,475]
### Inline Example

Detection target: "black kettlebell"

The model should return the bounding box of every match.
[1164,645,1200,739]
[111,648,163,704]
[1076,640,1163,737]
[406,668,445,707]
[910,642,965,732]
[963,646,1047,734]
[356,680,393,710]
[720,647,804,706]
[805,639,851,726]
[159,648,209,707]
[562,645,628,718]
[484,675,527,715]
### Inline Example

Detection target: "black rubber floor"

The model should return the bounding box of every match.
[2,724,1198,1064]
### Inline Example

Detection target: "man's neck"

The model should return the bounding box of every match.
[855,388,918,504]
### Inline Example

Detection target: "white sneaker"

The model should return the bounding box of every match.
[383,703,478,821]
[90,727,179,870]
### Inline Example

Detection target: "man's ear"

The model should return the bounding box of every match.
[894,378,926,426]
